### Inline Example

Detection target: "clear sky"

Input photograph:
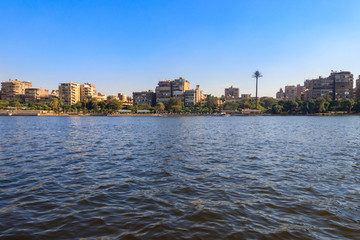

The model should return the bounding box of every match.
[1,0,360,97]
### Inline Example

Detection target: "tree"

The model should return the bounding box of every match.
[282,100,298,114]
[206,95,218,111]
[252,70,263,109]
[223,101,237,110]
[271,104,283,114]
[156,102,165,111]
[343,99,354,113]
[106,98,122,112]
[165,97,183,113]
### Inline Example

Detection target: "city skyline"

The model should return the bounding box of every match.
[1,0,360,97]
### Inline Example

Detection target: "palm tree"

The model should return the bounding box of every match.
[252,70,263,109]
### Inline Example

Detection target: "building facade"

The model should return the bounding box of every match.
[225,86,240,99]
[1,79,32,101]
[171,77,190,99]
[59,82,81,105]
[133,90,156,106]
[304,71,353,100]
[276,88,285,100]
[24,88,50,103]
[285,85,297,100]
[155,80,172,103]
[184,85,202,107]
[80,83,96,100]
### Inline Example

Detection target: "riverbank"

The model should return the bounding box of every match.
[1,110,359,117]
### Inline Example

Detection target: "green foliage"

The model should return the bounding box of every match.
[164,97,183,113]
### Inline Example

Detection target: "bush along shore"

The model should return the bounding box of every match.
[1,95,360,116]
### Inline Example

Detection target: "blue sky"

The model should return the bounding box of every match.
[1,0,360,97]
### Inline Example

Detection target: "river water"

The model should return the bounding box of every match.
[0,116,359,239]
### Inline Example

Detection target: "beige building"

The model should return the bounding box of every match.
[225,85,240,99]
[241,94,251,100]
[184,85,202,107]
[356,76,360,100]
[80,83,96,100]
[24,88,50,103]
[59,82,80,105]
[1,79,32,101]
[171,77,190,98]
[155,77,190,103]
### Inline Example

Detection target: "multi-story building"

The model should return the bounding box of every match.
[355,76,359,99]
[303,71,353,100]
[133,90,156,106]
[184,85,202,107]
[50,89,59,97]
[276,88,285,100]
[59,82,81,105]
[285,85,297,100]
[1,79,32,101]
[24,88,50,103]
[225,85,240,99]
[80,83,96,100]
[241,94,251,100]
[155,80,172,103]
[171,77,190,99]
[155,77,190,103]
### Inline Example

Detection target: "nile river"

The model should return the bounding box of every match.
[0,116,359,239]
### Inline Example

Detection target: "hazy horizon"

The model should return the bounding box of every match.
[1,0,359,98]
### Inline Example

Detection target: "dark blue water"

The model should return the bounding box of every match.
[0,116,359,239]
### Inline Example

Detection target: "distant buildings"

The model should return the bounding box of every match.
[184,85,203,107]
[277,71,354,101]
[155,77,190,104]
[1,79,32,101]
[24,88,50,103]
[59,82,81,105]
[225,85,239,99]
[276,88,285,100]
[80,83,96,100]
[133,90,156,106]
[155,80,172,103]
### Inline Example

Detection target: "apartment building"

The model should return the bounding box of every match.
[225,85,240,99]
[155,80,172,103]
[155,77,190,103]
[133,90,156,106]
[184,85,203,107]
[59,82,81,105]
[356,76,360,100]
[80,83,96,100]
[285,85,297,100]
[24,88,50,103]
[304,71,353,100]
[171,77,190,98]
[0,79,32,101]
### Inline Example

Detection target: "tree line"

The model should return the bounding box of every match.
[1,94,360,114]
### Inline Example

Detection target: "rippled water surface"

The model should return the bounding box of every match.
[0,116,359,239]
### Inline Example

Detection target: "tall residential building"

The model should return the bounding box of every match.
[155,77,190,103]
[285,85,297,100]
[59,82,81,105]
[171,77,190,99]
[303,71,353,100]
[184,85,202,107]
[155,80,172,103]
[276,88,285,100]
[24,88,50,103]
[1,79,32,101]
[133,90,156,106]
[225,86,240,99]
[80,83,96,100]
